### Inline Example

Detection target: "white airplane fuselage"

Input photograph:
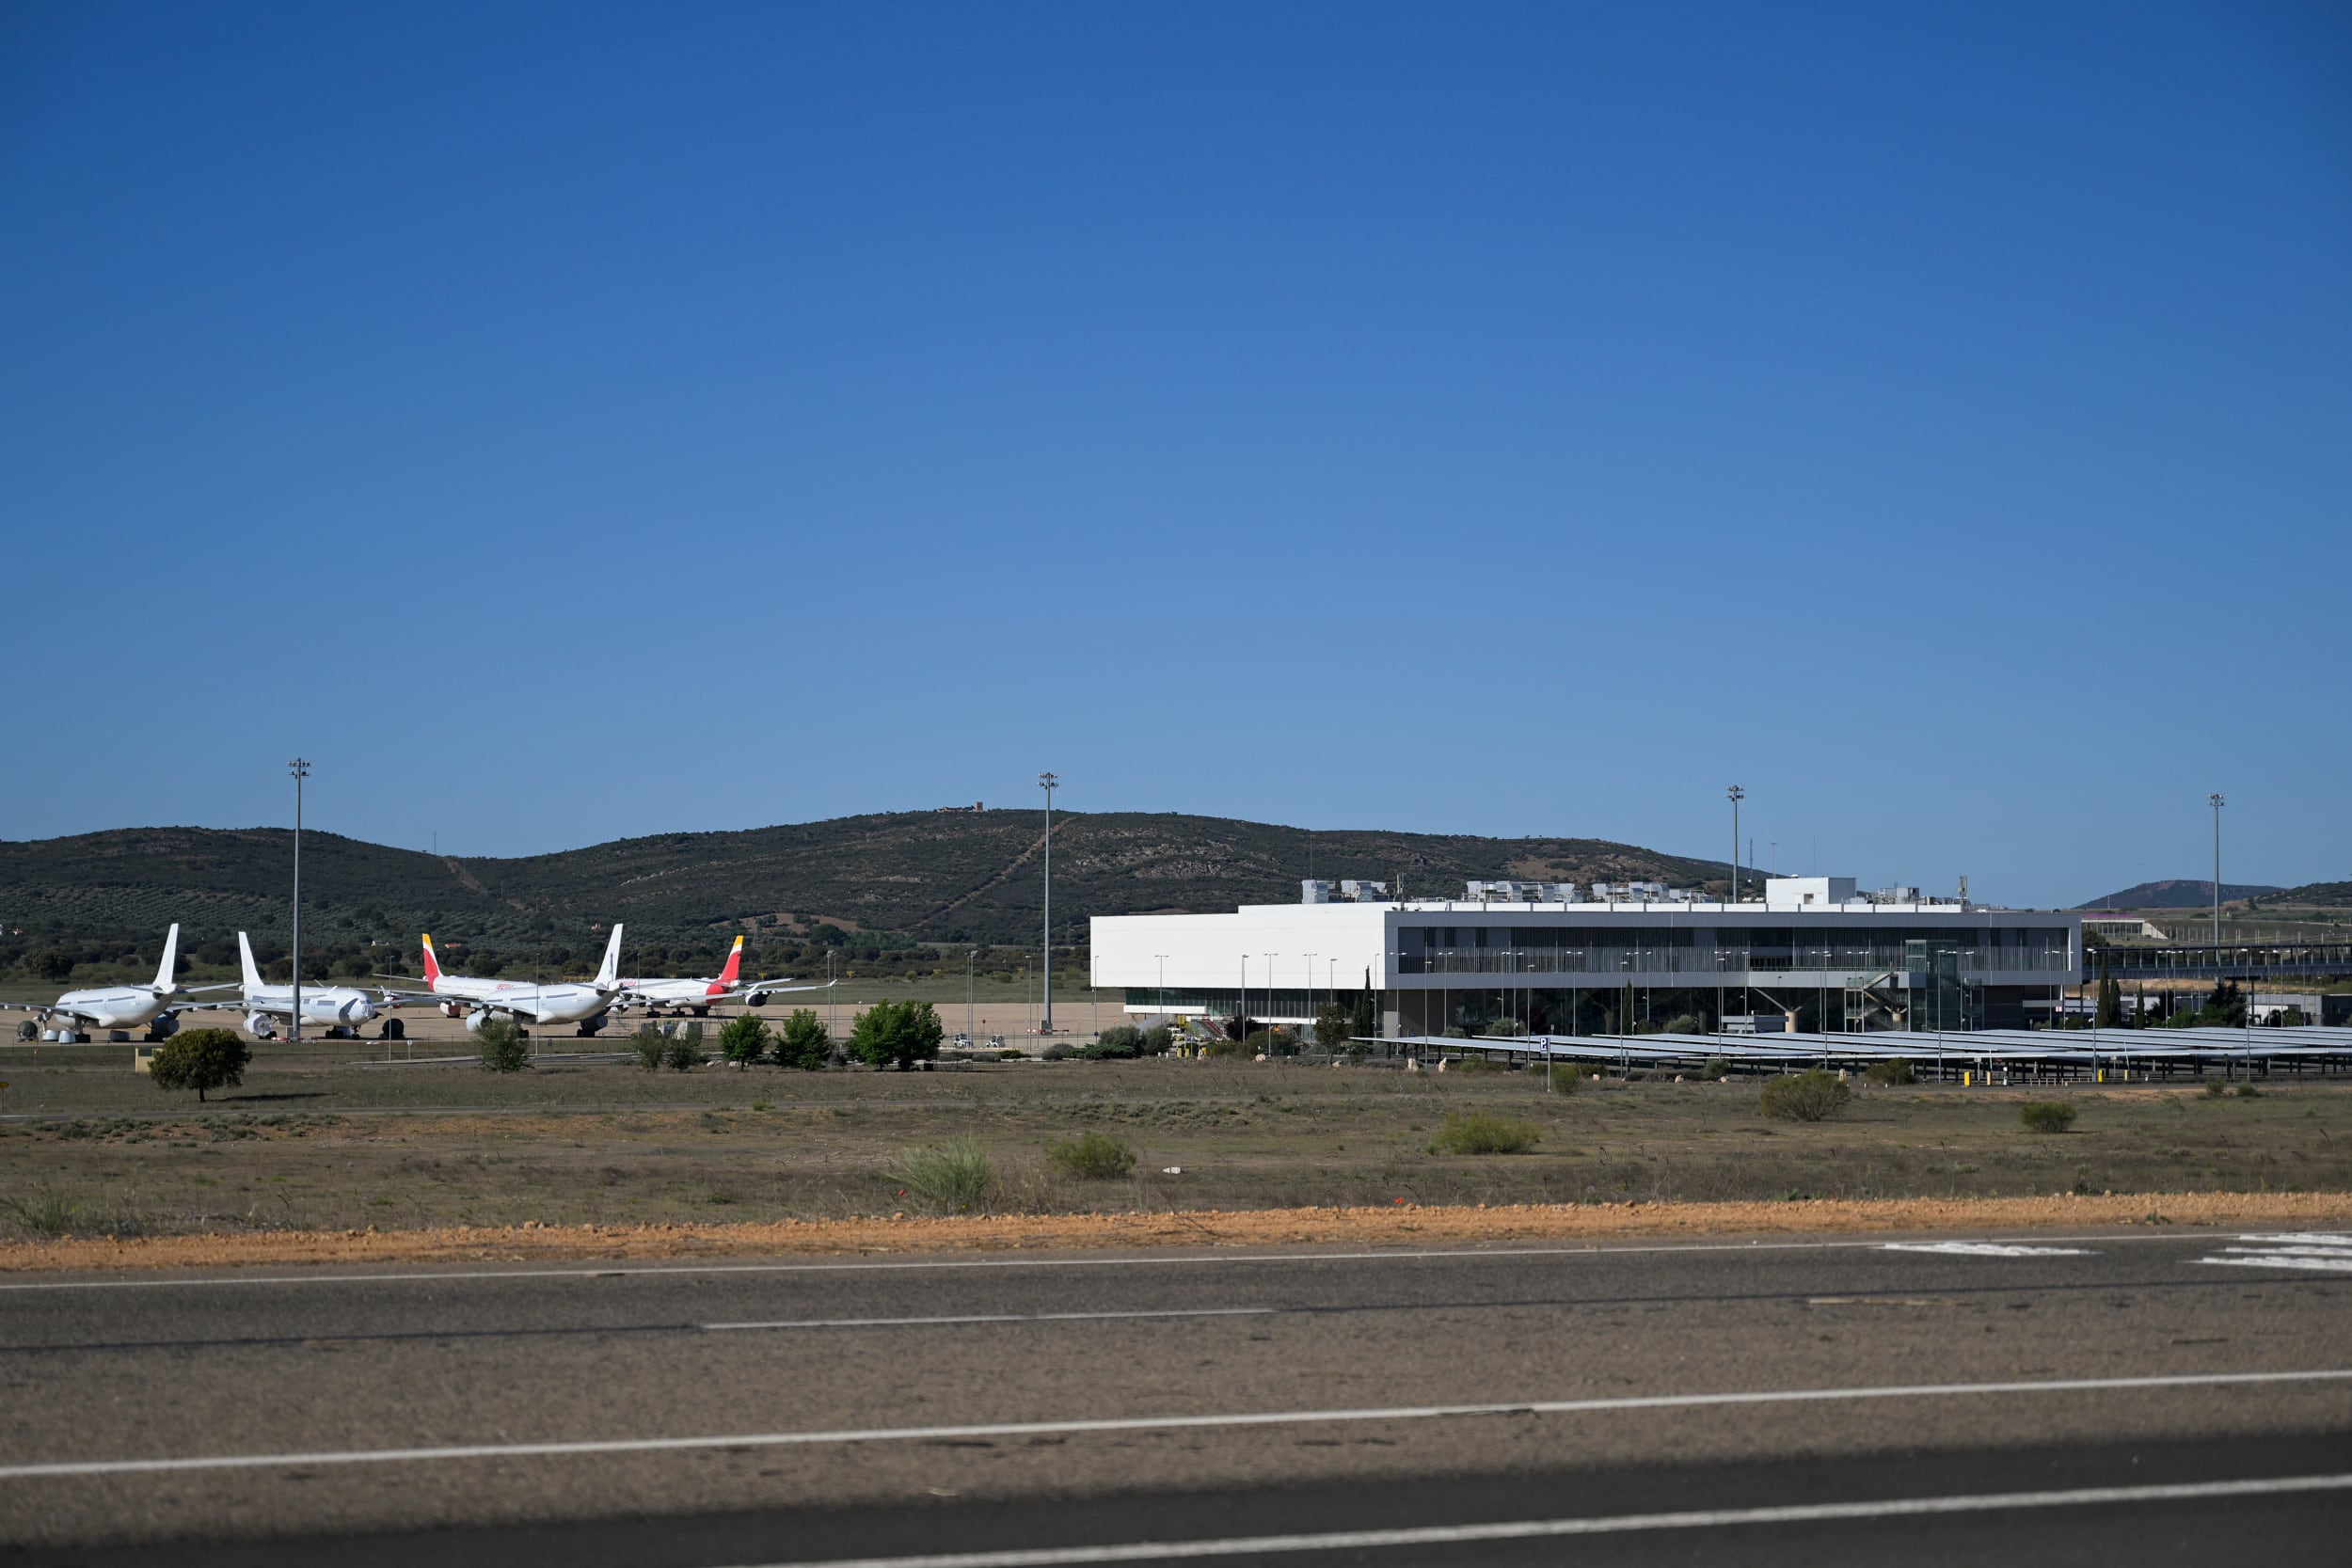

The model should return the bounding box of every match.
[239,983,379,1035]
[429,975,612,1026]
[45,986,176,1033]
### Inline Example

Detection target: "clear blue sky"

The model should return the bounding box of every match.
[4,2,2346,908]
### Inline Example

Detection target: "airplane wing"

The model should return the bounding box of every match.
[733,979,837,1000]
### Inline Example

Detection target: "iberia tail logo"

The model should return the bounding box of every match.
[421,934,443,985]
[710,935,744,994]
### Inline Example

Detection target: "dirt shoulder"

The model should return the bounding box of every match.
[8,1191,2347,1274]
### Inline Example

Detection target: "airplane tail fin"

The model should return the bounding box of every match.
[152,924,181,993]
[421,934,443,986]
[717,936,744,987]
[238,932,263,995]
[596,925,624,990]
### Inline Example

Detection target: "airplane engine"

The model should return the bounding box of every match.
[246,1012,278,1039]
[440,1000,465,1019]
[745,991,771,1008]
[464,1009,493,1033]
[145,1013,180,1041]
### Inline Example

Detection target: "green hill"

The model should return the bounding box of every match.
[0,814,1720,985]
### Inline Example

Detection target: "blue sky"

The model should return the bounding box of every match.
[3,1,2346,907]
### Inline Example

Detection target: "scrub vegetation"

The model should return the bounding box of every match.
[1,1056,2346,1237]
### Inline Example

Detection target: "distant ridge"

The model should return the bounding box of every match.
[0,813,1722,962]
[2078,878,2282,910]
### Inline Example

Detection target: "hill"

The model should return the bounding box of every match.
[2077,879,2282,910]
[0,813,1723,984]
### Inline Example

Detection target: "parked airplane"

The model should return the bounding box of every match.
[391,927,627,1036]
[183,933,391,1040]
[2,925,187,1042]
[617,935,834,1015]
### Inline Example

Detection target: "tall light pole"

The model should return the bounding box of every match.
[2210,793,2225,949]
[966,948,977,1047]
[1726,785,1744,905]
[1154,954,1168,1016]
[289,758,310,1043]
[1039,772,1057,1035]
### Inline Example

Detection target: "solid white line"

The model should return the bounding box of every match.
[711,1474,2352,1567]
[2201,1256,2352,1274]
[0,1230,2206,1292]
[3,1368,2344,1481]
[704,1307,1275,1331]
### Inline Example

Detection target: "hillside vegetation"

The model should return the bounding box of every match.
[0,813,1719,986]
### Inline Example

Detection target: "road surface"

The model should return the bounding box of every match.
[2,1226,2347,1562]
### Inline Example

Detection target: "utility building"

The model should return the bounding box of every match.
[1090,878,2083,1036]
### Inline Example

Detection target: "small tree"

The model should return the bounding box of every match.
[148,1027,251,1102]
[630,1023,668,1071]
[1348,973,1376,1042]
[2019,1101,2077,1133]
[2094,955,2122,1029]
[1313,1004,1351,1051]
[718,1012,771,1069]
[1142,1023,1173,1054]
[850,998,944,1070]
[2203,979,2247,1028]
[1046,1130,1136,1179]
[776,1008,831,1070]
[474,1015,530,1072]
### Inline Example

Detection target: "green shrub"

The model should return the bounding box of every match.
[1042,1042,1078,1060]
[1661,1013,1703,1035]
[630,1024,668,1072]
[775,1008,831,1070]
[1480,1020,1528,1037]
[2234,1082,2261,1099]
[850,999,944,1070]
[663,1021,707,1071]
[1543,1059,1580,1093]
[1865,1057,1915,1086]
[1758,1069,1852,1122]
[1046,1130,1136,1180]
[997,1048,1025,1061]
[1086,1024,1146,1059]
[147,1027,252,1102]
[888,1137,996,1211]
[473,1016,530,1073]
[2202,1078,2228,1098]
[1699,1056,1731,1082]
[2019,1101,2077,1133]
[1429,1110,1542,1155]
[1142,1024,1173,1054]
[1201,1034,1251,1059]
[718,1012,771,1068]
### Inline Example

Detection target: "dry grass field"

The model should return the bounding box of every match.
[3,1053,2347,1243]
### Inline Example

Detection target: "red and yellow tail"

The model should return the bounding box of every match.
[712,935,745,993]
[421,934,443,986]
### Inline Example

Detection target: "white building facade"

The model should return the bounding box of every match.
[1091,878,2083,1036]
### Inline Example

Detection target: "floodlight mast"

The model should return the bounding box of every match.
[289,758,310,1043]
[1039,772,1057,1035]
[2210,793,2225,948]
[1726,785,1744,905]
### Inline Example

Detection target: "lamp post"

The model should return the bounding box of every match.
[1039,772,1057,1035]
[1264,952,1278,1044]
[967,949,977,1048]
[289,758,310,1043]
[2210,793,2225,949]
[1726,785,1744,905]
[1154,954,1168,1016]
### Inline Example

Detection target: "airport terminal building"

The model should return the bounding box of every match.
[1090,878,2084,1037]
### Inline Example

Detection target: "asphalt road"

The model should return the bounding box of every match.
[2,1227,2347,1563]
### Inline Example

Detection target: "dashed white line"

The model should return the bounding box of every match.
[0,1232,2198,1291]
[3,1367,2344,1481]
[711,1473,2352,1566]
[1882,1243,2094,1258]
[2199,1232,2352,1275]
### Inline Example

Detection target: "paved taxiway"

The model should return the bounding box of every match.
[2,1227,2346,1562]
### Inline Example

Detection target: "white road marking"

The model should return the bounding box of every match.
[3,1368,2344,1481]
[705,1307,1274,1331]
[0,1232,2190,1292]
[1882,1243,2094,1257]
[2199,1232,2352,1275]
[710,1473,2352,1567]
